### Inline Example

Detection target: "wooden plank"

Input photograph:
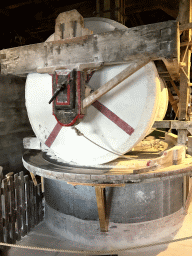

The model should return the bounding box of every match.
[39,183,44,222]
[24,175,31,233]
[36,184,41,224]
[180,41,192,47]
[95,187,108,232]
[0,20,178,76]
[67,182,125,187]
[83,58,151,108]
[147,145,185,169]
[0,166,3,183]
[0,177,3,242]
[9,176,16,243]
[183,176,190,206]
[178,0,192,145]
[165,132,178,145]
[33,185,37,226]
[54,10,93,41]
[2,179,10,243]
[19,172,27,237]
[29,180,35,228]
[153,120,171,128]
[170,80,180,97]
[30,172,37,186]
[162,21,180,81]
[41,177,44,193]
[162,58,180,81]
[153,120,192,130]
[180,22,192,31]
[184,176,192,212]
[168,88,179,116]
[14,174,21,241]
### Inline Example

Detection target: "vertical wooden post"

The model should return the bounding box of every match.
[95,187,108,232]
[24,175,31,233]
[96,0,125,24]
[183,175,190,206]
[177,0,192,201]
[30,180,35,229]
[0,177,3,242]
[178,0,192,144]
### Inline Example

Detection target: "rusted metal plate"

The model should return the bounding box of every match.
[0,20,178,76]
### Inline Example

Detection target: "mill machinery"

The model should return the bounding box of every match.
[1,5,192,252]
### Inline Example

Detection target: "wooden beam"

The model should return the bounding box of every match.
[178,0,192,145]
[168,88,179,117]
[83,58,151,109]
[183,175,190,206]
[180,22,192,31]
[95,187,108,232]
[153,120,192,131]
[0,20,178,76]
[170,80,180,97]
[68,182,125,187]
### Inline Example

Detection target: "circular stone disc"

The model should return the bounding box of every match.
[25,18,166,165]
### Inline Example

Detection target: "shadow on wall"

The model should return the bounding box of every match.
[0,75,34,175]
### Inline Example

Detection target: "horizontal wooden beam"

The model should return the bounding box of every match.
[0,20,178,76]
[180,22,192,31]
[153,120,192,131]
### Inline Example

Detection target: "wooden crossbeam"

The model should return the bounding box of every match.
[180,22,192,31]
[83,58,151,108]
[0,20,178,76]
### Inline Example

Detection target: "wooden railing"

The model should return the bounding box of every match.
[0,171,44,243]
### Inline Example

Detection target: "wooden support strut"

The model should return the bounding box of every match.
[177,0,191,146]
[83,58,151,108]
[177,0,192,203]
[95,187,108,232]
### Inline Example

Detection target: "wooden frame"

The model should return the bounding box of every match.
[0,19,178,76]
